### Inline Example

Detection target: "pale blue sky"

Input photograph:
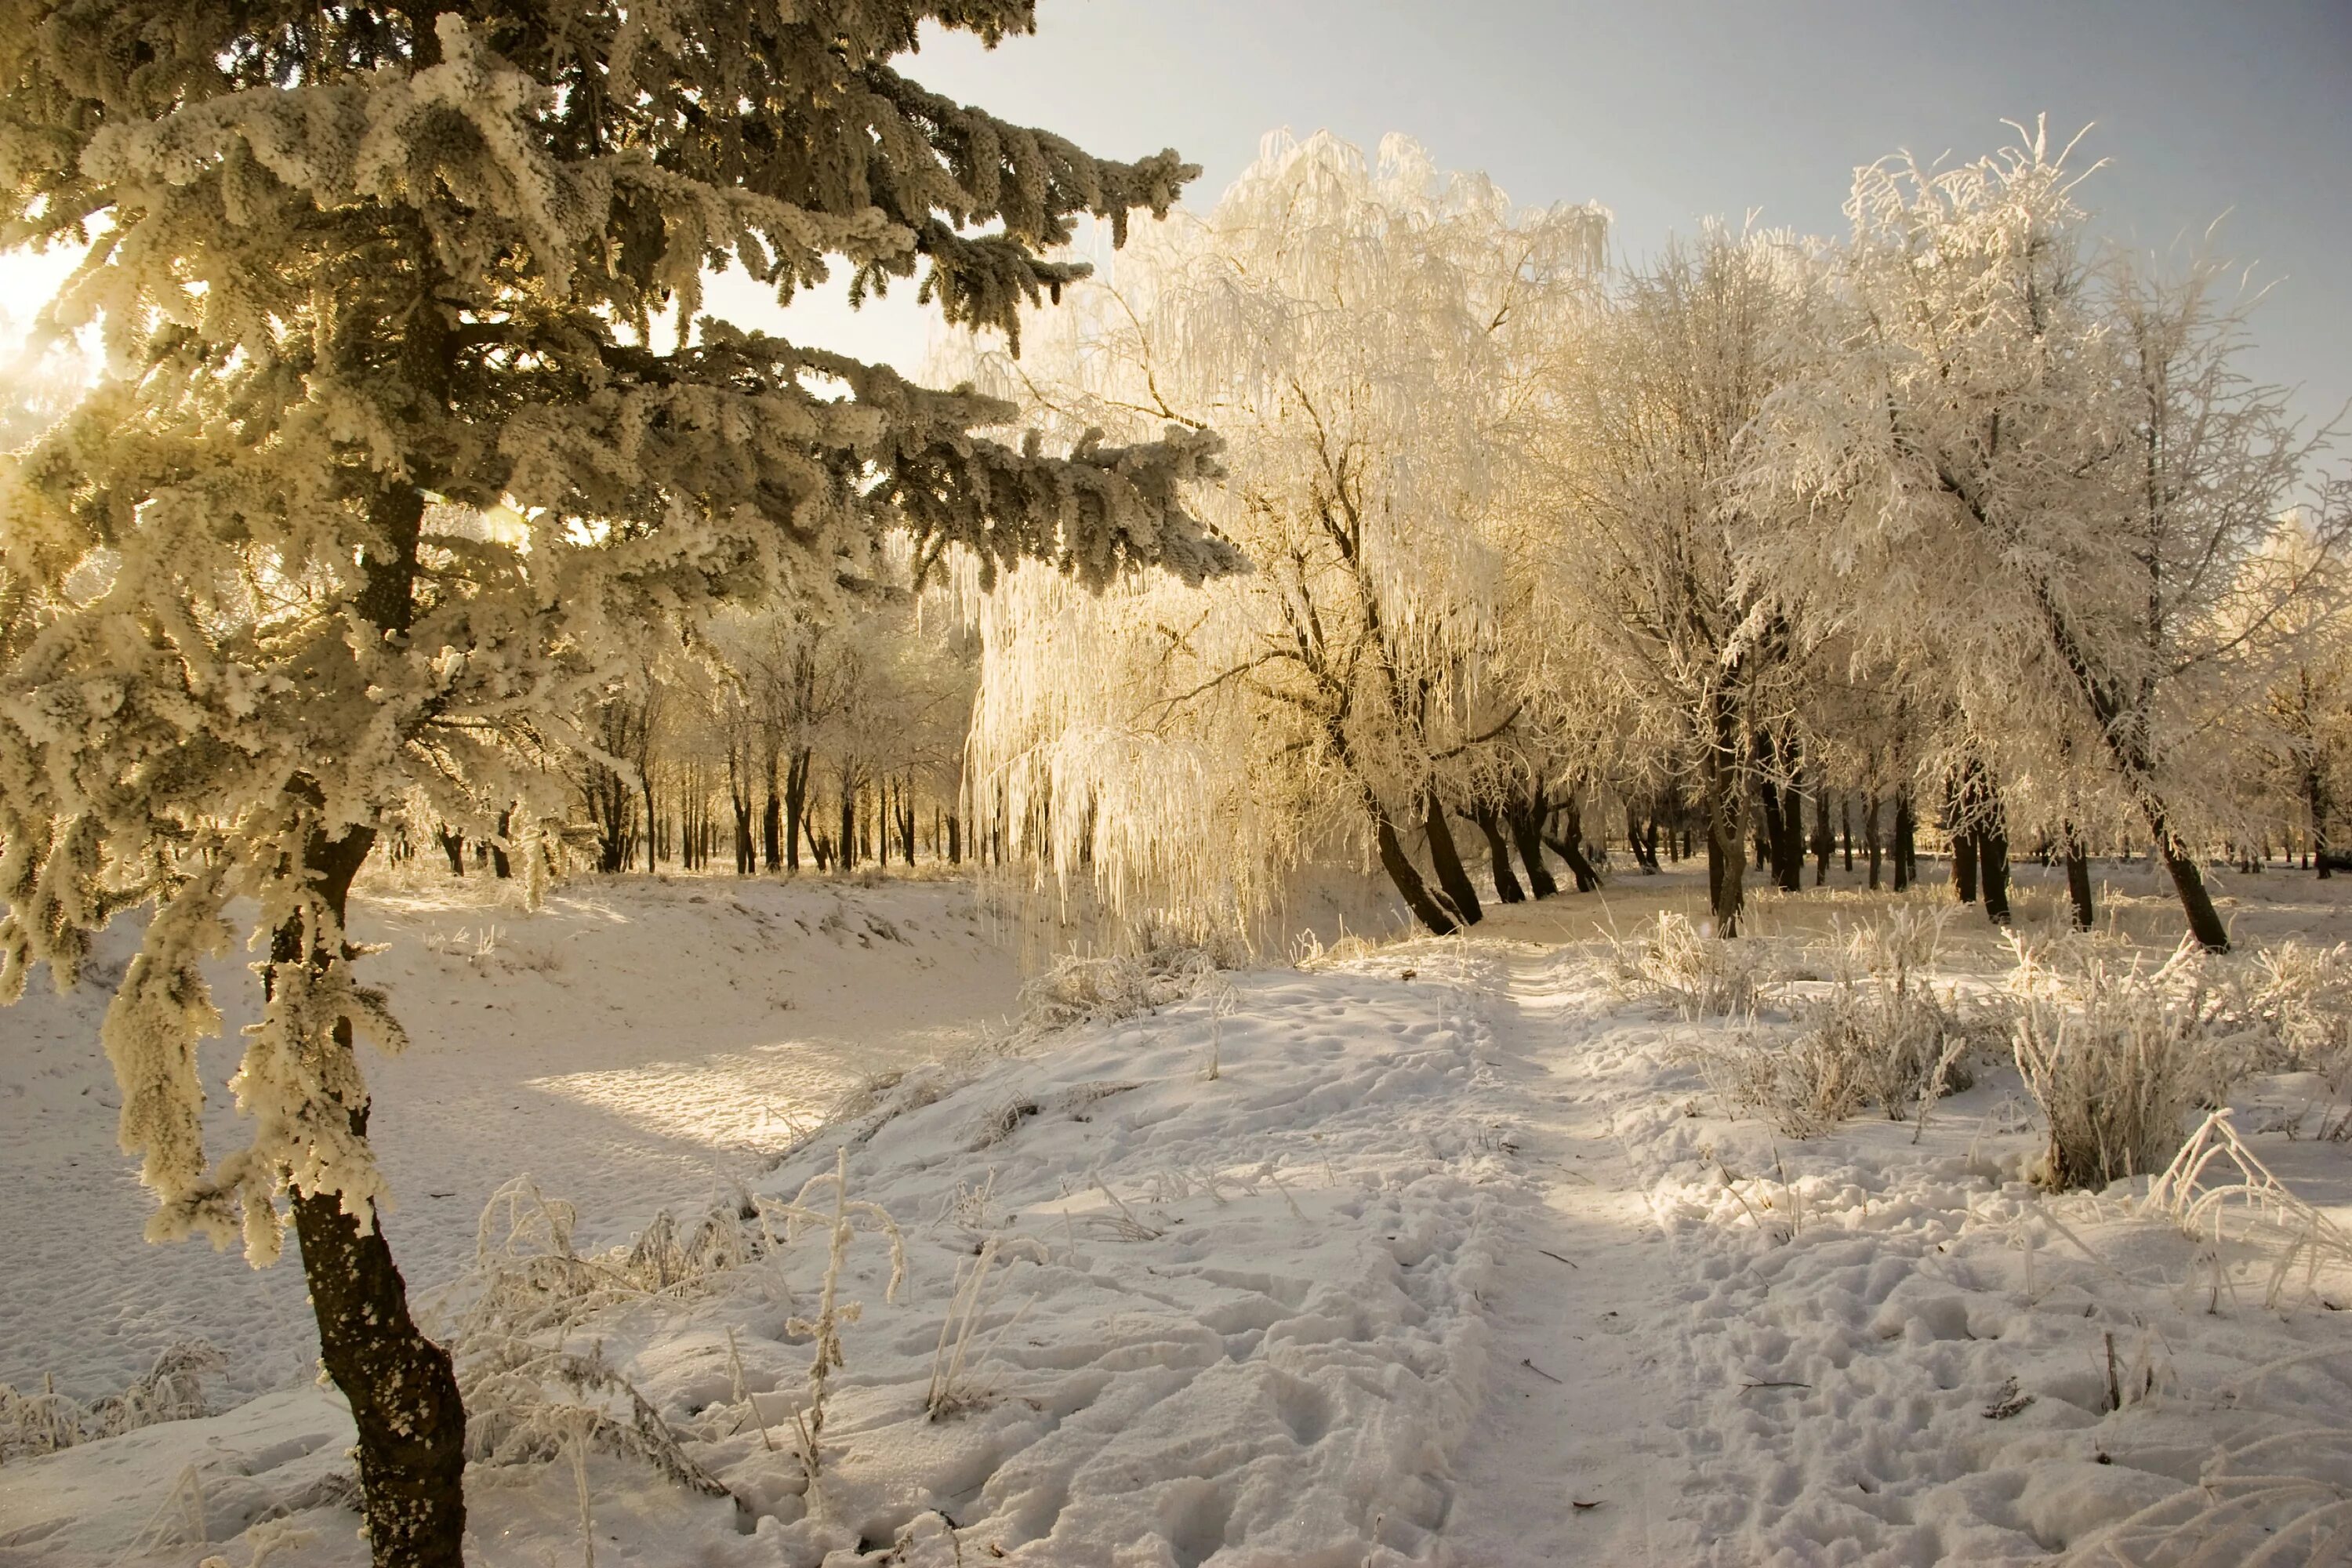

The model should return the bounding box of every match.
[748,0,2351,436]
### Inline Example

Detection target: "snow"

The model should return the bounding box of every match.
[0,871,1021,1404]
[7,862,2352,1566]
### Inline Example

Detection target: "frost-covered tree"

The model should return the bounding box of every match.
[1750,124,2348,950]
[958,131,1604,938]
[1532,227,1817,935]
[0,4,1232,1559]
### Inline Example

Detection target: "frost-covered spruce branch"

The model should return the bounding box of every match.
[0,5,1232,1561]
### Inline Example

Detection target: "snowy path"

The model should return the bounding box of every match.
[1438,942,1702,1566]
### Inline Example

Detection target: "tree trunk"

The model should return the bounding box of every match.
[2066,840,2096,930]
[1374,808,1457,935]
[1842,795,1854,872]
[491,808,512,880]
[1541,795,1602,893]
[1811,785,1834,887]
[2310,763,2333,881]
[1470,806,1524,903]
[437,827,465,877]
[1951,828,1979,905]
[1892,793,1915,892]
[1504,793,1559,899]
[784,749,810,873]
[279,818,466,1568]
[1980,819,2013,926]
[761,748,782,872]
[1624,802,1660,873]
[1864,793,1882,890]
[839,781,858,871]
[1422,793,1483,926]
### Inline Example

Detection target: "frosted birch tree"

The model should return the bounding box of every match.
[0,4,1233,1559]
[959,131,1605,938]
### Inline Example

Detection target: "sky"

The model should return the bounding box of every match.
[750,0,2352,434]
[5,2,2346,434]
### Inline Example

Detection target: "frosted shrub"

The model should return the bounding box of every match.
[2220,940,2352,1082]
[441,1181,771,1497]
[0,1341,224,1461]
[1681,911,1991,1138]
[1608,912,1769,1020]
[2009,941,2247,1190]
[1017,942,1223,1033]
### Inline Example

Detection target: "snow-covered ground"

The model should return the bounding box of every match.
[6,861,2352,1566]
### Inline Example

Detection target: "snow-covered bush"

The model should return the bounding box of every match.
[1016,942,1225,1033]
[1607,912,1769,1020]
[2220,939,2352,1081]
[1691,911,1990,1136]
[2009,941,2249,1190]
[0,1341,224,1461]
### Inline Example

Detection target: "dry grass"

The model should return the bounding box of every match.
[0,1341,224,1462]
[2009,938,2250,1191]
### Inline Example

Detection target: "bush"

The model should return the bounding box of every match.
[0,1341,225,1461]
[1607,911,1769,1021]
[1677,909,1987,1138]
[2009,939,2247,1191]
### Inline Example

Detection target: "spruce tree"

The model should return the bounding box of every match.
[0,4,1232,1561]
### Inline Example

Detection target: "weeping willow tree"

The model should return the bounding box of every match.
[953,130,1606,940]
[0,2,1236,1559]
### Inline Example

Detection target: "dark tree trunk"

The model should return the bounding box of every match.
[1541,795,1602,893]
[784,749,810,873]
[1980,819,2013,925]
[491,808,512,880]
[283,469,470,1563]
[437,827,465,877]
[762,749,782,873]
[839,782,858,871]
[1773,781,1805,893]
[1504,793,1559,899]
[1892,793,1916,892]
[1625,802,1660,873]
[1470,806,1524,903]
[1811,786,1834,887]
[2066,840,2096,930]
[1375,808,1457,935]
[947,812,963,866]
[1864,793,1882,891]
[280,825,465,1558]
[1841,795,1854,872]
[1422,793,1483,926]
[1951,828,1979,905]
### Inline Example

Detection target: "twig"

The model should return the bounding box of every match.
[1523,1358,1563,1384]
[1537,1248,1579,1269]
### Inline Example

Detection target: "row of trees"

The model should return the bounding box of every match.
[953,125,2352,950]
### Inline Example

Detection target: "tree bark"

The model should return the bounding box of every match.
[1470,806,1524,903]
[1504,793,1559,898]
[1864,793,1882,891]
[281,466,466,1564]
[1375,808,1457,935]
[1541,794,1602,893]
[437,827,465,877]
[1892,793,1916,892]
[784,749,810,873]
[1811,785,1834,887]
[1422,792,1483,926]
[2065,840,2096,930]
[490,808,511,880]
